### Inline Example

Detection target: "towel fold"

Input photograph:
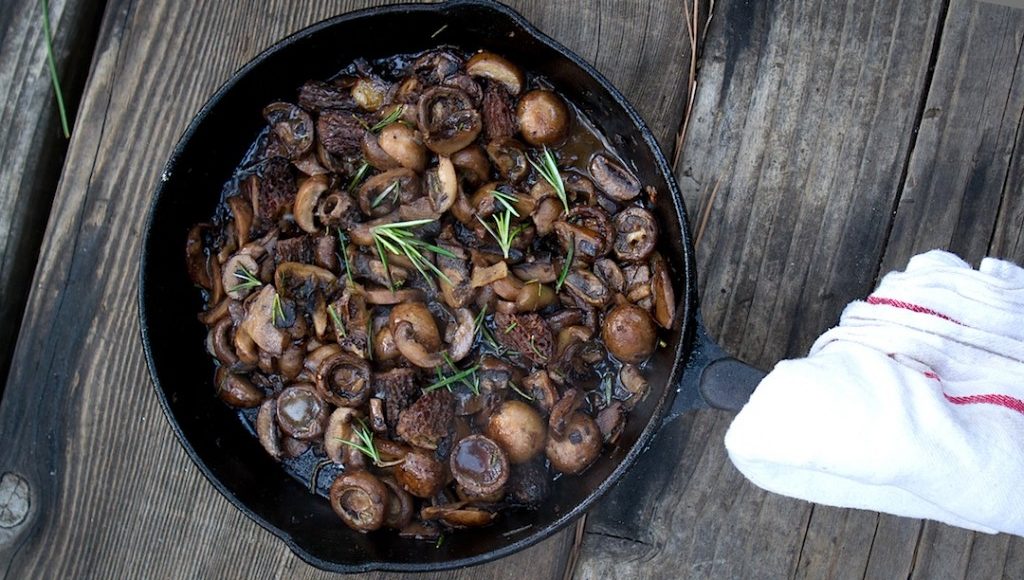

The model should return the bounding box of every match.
[724,250,1024,536]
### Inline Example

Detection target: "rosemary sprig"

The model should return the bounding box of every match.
[443,353,480,395]
[425,363,481,394]
[336,228,355,287]
[371,219,455,288]
[272,293,286,326]
[509,381,535,401]
[371,179,401,208]
[477,210,520,259]
[338,419,381,465]
[229,266,262,293]
[504,321,518,333]
[435,533,445,549]
[529,146,568,212]
[41,0,70,139]
[555,236,574,292]
[489,190,520,217]
[431,24,448,38]
[371,105,405,132]
[527,336,547,361]
[347,161,370,192]
[327,304,347,338]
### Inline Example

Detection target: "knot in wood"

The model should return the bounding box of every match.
[0,472,30,529]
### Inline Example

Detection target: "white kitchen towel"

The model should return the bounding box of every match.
[724,250,1024,536]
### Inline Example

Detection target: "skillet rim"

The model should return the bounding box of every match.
[138,0,699,572]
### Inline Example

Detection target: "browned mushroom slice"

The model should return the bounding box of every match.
[364,286,426,305]
[256,398,283,460]
[618,364,650,411]
[215,368,263,408]
[426,156,458,214]
[390,305,445,368]
[381,477,415,529]
[613,207,658,262]
[514,281,557,313]
[545,412,602,475]
[323,406,366,469]
[222,253,260,301]
[351,76,388,111]
[186,224,214,290]
[517,90,569,146]
[369,398,387,434]
[278,344,305,380]
[437,239,474,309]
[450,435,509,502]
[262,102,314,159]
[511,257,557,284]
[276,384,328,440]
[313,234,339,272]
[413,49,463,85]
[563,269,611,308]
[239,285,287,356]
[421,505,497,528]
[589,154,641,201]
[329,471,389,532]
[362,129,401,171]
[485,401,547,464]
[554,222,608,265]
[293,151,328,176]
[396,390,454,450]
[548,389,582,437]
[274,236,313,267]
[293,174,330,233]
[315,351,371,407]
[226,196,254,248]
[450,145,490,187]
[602,303,657,364]
[650,253,676,329]
[378,123,427,172]
[493,311,554,366]
[596,401,626,444]
[522,369,558,415]
[470,260,509,289]
[357,168,420,218]
[466,51,524,95]
[485,139,529,183]
[208,317,239,367]
[593,258,626,293]
[445,307,476,362]
[395,450,446,498]
[417,87,482,155]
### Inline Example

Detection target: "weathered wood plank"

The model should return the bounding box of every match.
[880,0,1024,273]
[0,0,105,398]
[0,0,692,578]
[577,0,948,577]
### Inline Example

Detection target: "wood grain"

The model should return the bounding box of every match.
[0,0,104,398]
[880,0,1024,273]
[0,0,692,578]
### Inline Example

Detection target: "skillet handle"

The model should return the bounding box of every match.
[662,320,766,425]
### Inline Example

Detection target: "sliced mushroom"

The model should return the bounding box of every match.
[485,139,529,183]
[357,168,420,218]
[209,317,239,367]
[594,258,626,293]
[451,145,490,186]
[613,207,657,262]
[589,154,641,201]
[381,477,415,529]
[186,225,214,290]
[417,87,482,155]
[324,406,366,468]
[426,156,458,214]
[274,262,337,297]
[378,123,427,172]
[395,450,446,498]
[548,389,582,438]
[330,471,389,532]
[466,51,524,95]
[226,196,254,248]
[262,102,314,159]
[293,174,330,233]
[517,90,569,146]
[317,191,352,227]
[445,307,476,362]
[522,370,558,415]
[362,129,401,171]
[650,253,676,329]
[239,285,287,356]
[364,286,427,305]
[421,504,497,528]
[512,257,557,284]
[485,401,547,464]
[470,260,509,288]
[602,303,657,364]
[515,281,557,312]
[222,253,260,301]
[256,398,282,460]
[618,364,650,411]
[352,76,388,111]
[315,351,371,408]
[216,370,263,408]
[563,269,611,308]
[450,435,509,500]
[369,398,387,433]
[595,401,626,444]
[546,412,602,475]
[276,384,329,440]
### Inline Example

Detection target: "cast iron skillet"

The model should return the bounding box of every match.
[139,0,763,573]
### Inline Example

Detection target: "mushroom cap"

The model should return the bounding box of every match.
[485,400,547,463]
[545,412,602,475]
[601,303,657,364]
[516,90,569,146]
[450,435,510,498]
[329,470,389,532]
[275,384,329,440]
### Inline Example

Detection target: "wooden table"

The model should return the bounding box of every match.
[2,0,1023,578]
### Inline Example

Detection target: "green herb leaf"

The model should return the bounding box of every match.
[489,190,521,217]
[41,0,69,139]
[509,382,535,401]
[228,266,262,293]
[327,304,347,338]
[425,363,481,394]
[370,179,401,208]
[371,105,405,132]
[529,146,568,212]
[477,208,520,259]
[271,292,286,326]
[347,161,370,192]
[555,236,574,292]
[336,228,355,288]
[371,219,454,289]
[338,419,382,465]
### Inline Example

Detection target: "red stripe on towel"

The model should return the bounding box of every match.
[866,296,961,325]
[922,371,1024,415]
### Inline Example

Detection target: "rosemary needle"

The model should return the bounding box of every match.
[41,0,70,139]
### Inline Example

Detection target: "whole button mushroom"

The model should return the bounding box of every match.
[395,450,446,498]
[485,400,547,463]
[601,303,657,364]
[275,384,329,440]
[450,435,509,501]
[516,90,569,146]
[545,412,602,475]
[612,207,658,262]
[329,470,389,532]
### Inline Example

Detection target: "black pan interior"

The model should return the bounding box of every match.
[139,0,697,572]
